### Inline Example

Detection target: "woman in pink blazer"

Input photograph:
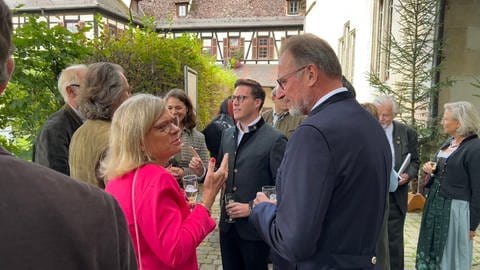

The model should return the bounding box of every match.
[102,93,228,270]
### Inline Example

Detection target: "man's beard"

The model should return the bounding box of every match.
[288,98,308,116]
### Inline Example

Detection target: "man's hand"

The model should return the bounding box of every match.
[253,192,277,207]
[226,202,251,218]
[398,173,409,186]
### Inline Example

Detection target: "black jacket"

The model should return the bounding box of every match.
[33,104,83,175]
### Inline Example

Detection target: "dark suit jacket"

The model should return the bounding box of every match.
[391,121,419,214]
[250,91,391,269]
[218,118,287,241]
[0,147,137,269]
[33,104,83,175]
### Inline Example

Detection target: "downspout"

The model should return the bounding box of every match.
[430,0,446,127]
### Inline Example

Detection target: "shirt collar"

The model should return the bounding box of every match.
[311,87,348,112]
[237,115,262,133]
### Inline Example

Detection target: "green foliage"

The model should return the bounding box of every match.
[0,15,93,157]
[368,0,451,163]
[88,20,236,128]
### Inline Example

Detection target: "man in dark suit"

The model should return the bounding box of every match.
[374,95,419,270]
[217,78,287,270]
[33,64,87,175]
[250,34,391,269]
[0,2,136,269]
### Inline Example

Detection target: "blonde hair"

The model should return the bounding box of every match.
[444,101,480,137]
[101,93,166,180]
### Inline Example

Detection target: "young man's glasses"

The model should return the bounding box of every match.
[229,95,251,103]
[276,65,308,90]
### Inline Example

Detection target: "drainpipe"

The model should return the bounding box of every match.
[430,0,446,128]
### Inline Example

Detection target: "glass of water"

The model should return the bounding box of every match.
[262,185,277,202]
[182,175,198,208]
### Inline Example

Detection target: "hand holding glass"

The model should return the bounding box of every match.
[224,193,235,223]
[183,175,198,207]
[262,186,277,202]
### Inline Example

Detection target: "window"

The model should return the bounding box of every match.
[371,0,393,81]
[287,0,299,15]
[223,37,244,59]
[201,38,217,56]
[252,36,275,60]
[64,20,78,33]
[176,3,188,17]
[338,22,356,83]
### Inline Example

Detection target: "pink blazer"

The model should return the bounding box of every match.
[106,164,215,270]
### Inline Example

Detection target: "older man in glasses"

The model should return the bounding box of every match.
[217,78,287,270]
[33,64,87,176]
[250,34,391,269]
[262,86,305,139]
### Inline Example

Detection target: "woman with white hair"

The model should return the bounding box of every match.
[102,93,228,270]
[416,101,480,269]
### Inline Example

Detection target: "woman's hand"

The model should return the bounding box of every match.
[188,147,205,176]
[422,161,436,175]
[201,153,229,209]
[166,165,184,184]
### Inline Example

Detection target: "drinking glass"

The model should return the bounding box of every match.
[182,175,198,207]
[262,185,277,202]
[224,193,235,223]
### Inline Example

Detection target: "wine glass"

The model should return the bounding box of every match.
[224,193,235,223]
[262,185,277,202]
[182,175,198,208]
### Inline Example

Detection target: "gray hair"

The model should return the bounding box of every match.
[101,93,167,179]
[444,101,480,137]
[57,64,88,102]
[280,34,342,80]
[373,95,400,115]
[0,0,13,85]
[77,62,127,120]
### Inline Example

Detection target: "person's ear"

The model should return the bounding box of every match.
[0,57,14,95]
[305,64,318,87]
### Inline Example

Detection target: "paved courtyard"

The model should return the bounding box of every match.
[197,190,480,270]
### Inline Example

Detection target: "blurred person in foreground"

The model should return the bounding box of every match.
[102,93,228,270]
[416,101,480,269]
[69,62,130,188]
[33,64,87,175]
[250,34,391,269]
[165,88,209,181]
[0,1,136,268]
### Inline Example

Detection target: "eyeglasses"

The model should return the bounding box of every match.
[229,95,251,103]
[154,117,179,134]
[276,65,308,90]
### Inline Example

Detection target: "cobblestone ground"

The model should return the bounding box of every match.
[197,187,480,269]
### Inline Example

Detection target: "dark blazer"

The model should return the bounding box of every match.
[391,121,419,214]
[0,147,136,269]
[218,118,287,241]
[250,91,391,269]
[33,104,83,175]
